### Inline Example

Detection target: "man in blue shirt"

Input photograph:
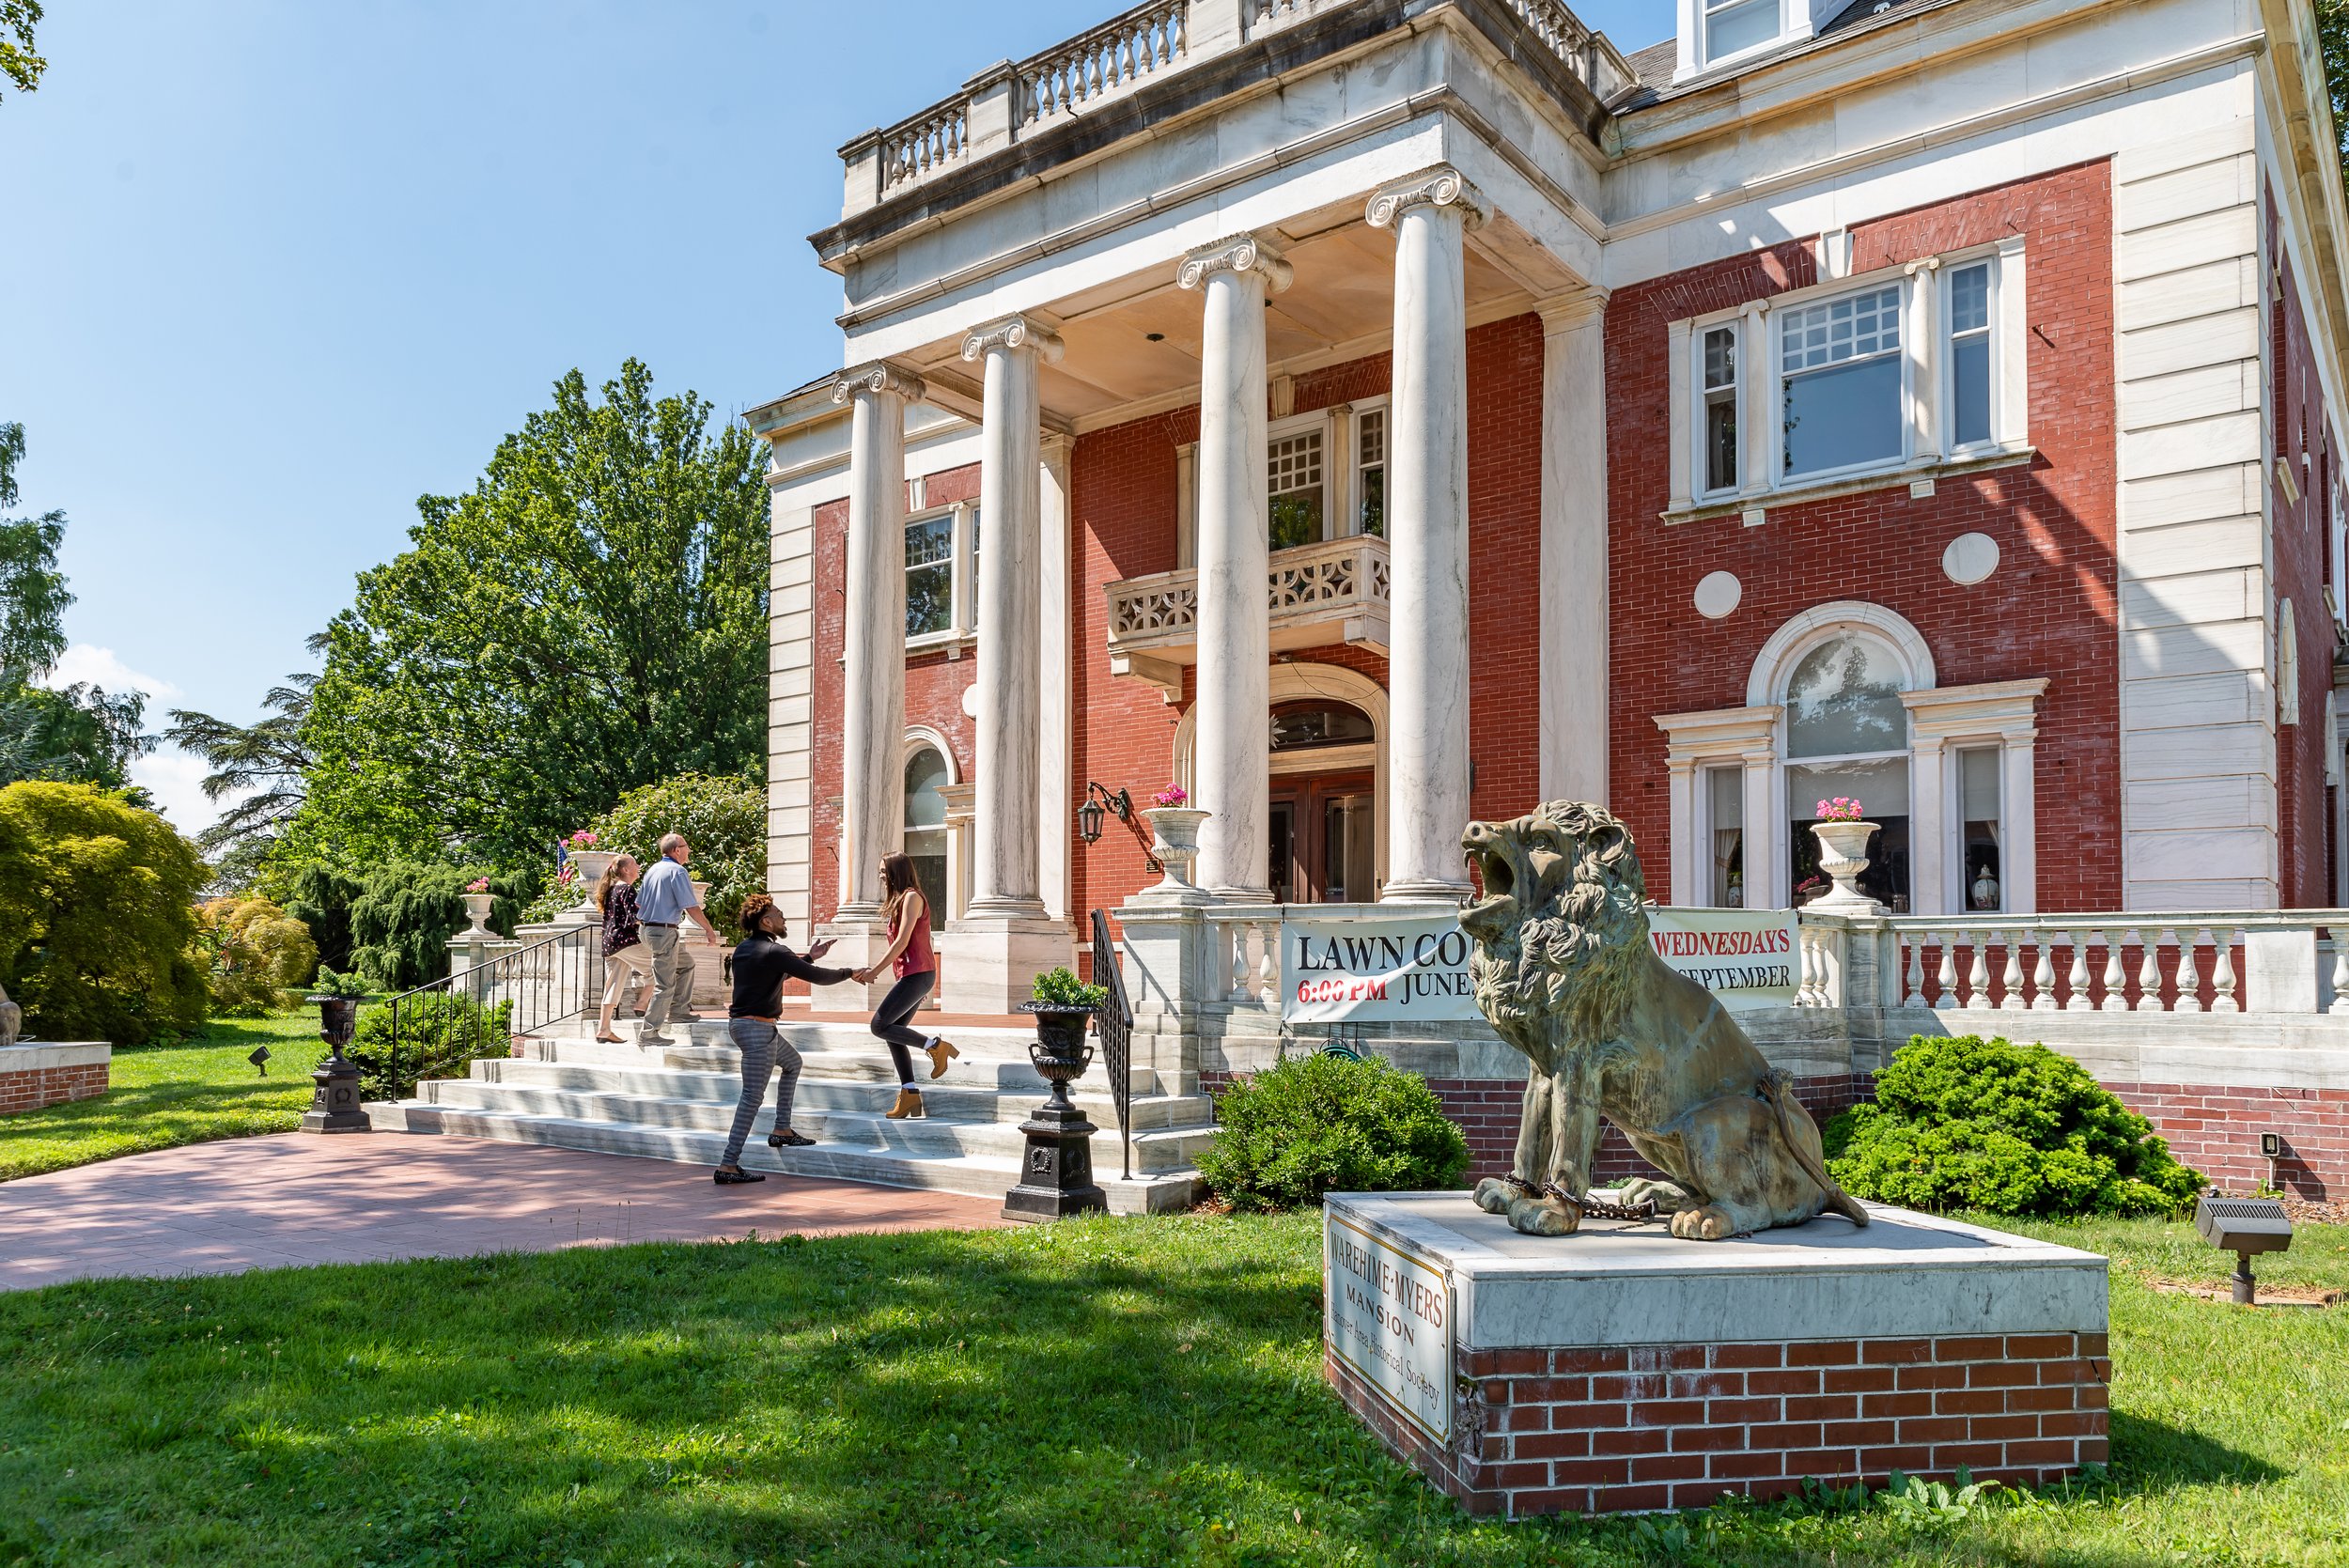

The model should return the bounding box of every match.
[634,833,719,1046]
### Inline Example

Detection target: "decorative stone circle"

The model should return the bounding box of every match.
[960,683,979,719]
[1942,531,1999,585]
[1692,570,1742,619]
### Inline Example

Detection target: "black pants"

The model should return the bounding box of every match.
[871,969,935,1083]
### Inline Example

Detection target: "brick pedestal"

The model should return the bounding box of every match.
[1324,1192,2108,1517]
[0,1042,111,1115]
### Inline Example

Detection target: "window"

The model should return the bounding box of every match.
[1947,262,1994,450]
[966,508,981,631]
[1779,284,1906,480]
[1268,429,1325,551]
[1271,701,1376,752]
[1705,764,1745,907]
[1784,630,1911,909]
[1702,325,1739,495]
[1703,0,1778,60]
[905,514,953,639]
[904,746,949,920]
[1958,746,2002,910]
[1356,408,1386,537]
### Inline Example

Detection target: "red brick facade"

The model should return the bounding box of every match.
[0,1061,107,1116]
[1604,163,2123,908]
[1330,1330,2108,1516]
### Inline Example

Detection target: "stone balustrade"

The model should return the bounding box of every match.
[838,0,1635,214]
[1106,534,1391,695]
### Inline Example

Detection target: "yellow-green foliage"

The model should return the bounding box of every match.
[195,896,319,1016]
[0,782,207,1044]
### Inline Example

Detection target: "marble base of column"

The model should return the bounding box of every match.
[941,915,1075,1016]
[811,915,896,1011]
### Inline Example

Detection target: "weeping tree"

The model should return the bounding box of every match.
[279,360,770,871]
[163,640,324,890]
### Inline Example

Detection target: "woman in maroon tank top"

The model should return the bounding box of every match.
[851,851,960,1118]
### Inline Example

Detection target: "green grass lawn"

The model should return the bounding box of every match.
[0,1011,326,1182]
[0,1211,2342,1567]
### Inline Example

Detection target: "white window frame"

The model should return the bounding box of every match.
[1700,760,1748,907]
[904,500,979,652]
[1347,396,1391,538]
[1670,241,2030,520]
[1267,409,1335,549]
[1700,0,1782,68]
[1950,742,2007,912]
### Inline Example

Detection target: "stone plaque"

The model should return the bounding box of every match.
[1325,1210,1454,1441]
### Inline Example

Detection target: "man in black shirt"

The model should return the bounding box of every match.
[714,894,855,1185]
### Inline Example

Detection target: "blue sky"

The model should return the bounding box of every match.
[5,0,1673,831]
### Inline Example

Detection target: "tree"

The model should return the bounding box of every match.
[0,1,43,101]
[163,638,323,886]
[2323,0,2349,194]
[0,423,151,794]
[0,781,209,1045]
[284,360,768,870]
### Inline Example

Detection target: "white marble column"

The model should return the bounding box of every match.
[1538,289,1610,806]
[1037,432,1074,922]
[1370,166,1486,899]
[960,314,1063,920]
[831,361,924,919]
[1179,233,1290,901]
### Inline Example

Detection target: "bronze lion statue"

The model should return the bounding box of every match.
[1457,800,1868,1241]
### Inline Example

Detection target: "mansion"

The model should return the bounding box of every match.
[748,0,2349,1019]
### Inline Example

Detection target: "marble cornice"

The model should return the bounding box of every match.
[831,360,927,404]
[1365,164,1490,232]
[959,314,1066,364]
[1175,233,1294,294]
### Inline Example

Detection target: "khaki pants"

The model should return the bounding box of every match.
[601,945,654,1014]
[641,924,698,1034]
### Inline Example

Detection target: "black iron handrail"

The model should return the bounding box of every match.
[360,924,604,1102]
[1090,908,1134,1181]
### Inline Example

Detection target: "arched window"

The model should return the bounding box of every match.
[904,745,949,919]
[1782,629,1913,909]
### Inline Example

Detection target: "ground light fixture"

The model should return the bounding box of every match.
[247,1045,271,1076]
[2194,1190,2292,1304]
[1075,781,1132,845]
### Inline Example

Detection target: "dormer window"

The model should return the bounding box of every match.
[1703,0,1781,62]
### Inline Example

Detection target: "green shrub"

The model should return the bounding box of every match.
[584,772,764,928]
[1198,1052,1470,1213]
[1032,966,1107,1010]
[196,895,319,1015]
[345,992,515,1102]
[1824,1034,2204,1218]
[0,781,208,1044]
[281,862,531,993]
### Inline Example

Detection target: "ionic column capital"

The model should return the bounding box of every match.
[960,314,1065,365]
[1176,233,1293,294]
[1366,164,1490,231]
[831,360,927,405]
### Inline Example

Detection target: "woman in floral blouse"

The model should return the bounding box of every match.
[594,855,655,1042]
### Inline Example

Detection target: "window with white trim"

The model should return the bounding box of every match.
[1778,284,1906,480]
[1957,745,2003,911]
[1704,764,1745,907]
[1355,406,1387,537]
[1679,245,2024,512]
[1703,0,1779,63]
[1268,428,1325,551]
[902,503,980,646]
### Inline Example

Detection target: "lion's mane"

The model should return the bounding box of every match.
[1468,801,1653,1058]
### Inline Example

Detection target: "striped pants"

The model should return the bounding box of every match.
[722,1018,801,1168]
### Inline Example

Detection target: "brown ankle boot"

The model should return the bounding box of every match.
[885,1088,925,1120]
[925,1038,960,1079]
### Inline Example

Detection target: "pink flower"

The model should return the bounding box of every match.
[1153,784,1189,809]
[466,877,490,893]
[568,830,598,848]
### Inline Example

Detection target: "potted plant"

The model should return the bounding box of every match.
[462,877,498,936]
[1808,797,1882,911]
[565,831,613,915]
[302,970,371,1133]
[1024,966,1108,1063]
[1142,784,1211,899]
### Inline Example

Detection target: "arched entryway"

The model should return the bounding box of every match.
[1172,661,1389,903]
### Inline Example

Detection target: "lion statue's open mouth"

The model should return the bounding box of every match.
[1453,800,1868,1242]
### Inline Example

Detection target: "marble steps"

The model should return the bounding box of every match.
[367,1103,1199,1215]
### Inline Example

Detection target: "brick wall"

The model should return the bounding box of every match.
[1603,163,2122,909]
[0,1061,107,1116]
[1332,1330,2108,1516]
[2265,187,2339,908]
[2113,1081,2347,1199]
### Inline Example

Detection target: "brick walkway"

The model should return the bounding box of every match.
[0,1134,1005,1292]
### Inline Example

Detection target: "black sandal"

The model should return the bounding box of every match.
[768,1129,816,1148]
[712,1167,767,1185]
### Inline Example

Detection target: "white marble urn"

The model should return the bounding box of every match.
[1143,807,1212,901]
[568,848,615,915]
[1808,821,1884,912]
[461,893,497,936]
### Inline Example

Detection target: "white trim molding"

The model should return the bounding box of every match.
[1746,599,1938,706]
[1654,704,1782,908]
[1902,678,2049,916]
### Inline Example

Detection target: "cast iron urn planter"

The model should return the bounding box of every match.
[302,994,372,1134]
[1001,1003,1109,1221]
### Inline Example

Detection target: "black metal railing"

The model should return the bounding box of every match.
[1090,908,1134,1181]
[359,924,603,1102]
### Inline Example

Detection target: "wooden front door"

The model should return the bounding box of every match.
[1268,768,1376,903]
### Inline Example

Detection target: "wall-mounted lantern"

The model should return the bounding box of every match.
[1076,781,1133,846]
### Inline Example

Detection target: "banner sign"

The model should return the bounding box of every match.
[1645,907,1800,1009]
[1325,1212,1454,1441]
[1281,914,1482,1023]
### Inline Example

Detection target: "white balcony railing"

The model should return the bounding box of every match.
[841,0,1636,214]
[1106,534,1390,695]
